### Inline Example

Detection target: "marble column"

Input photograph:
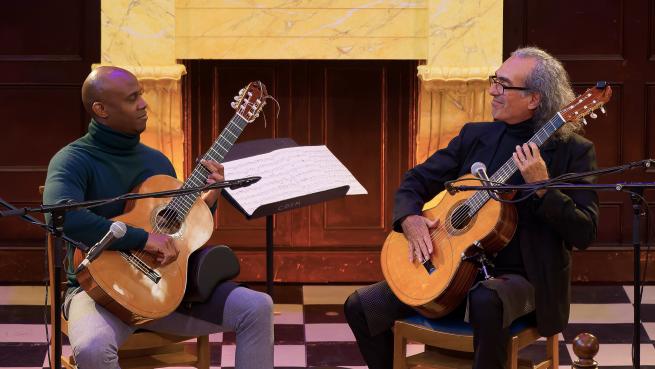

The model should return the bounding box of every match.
[415,0,503,164]
[100,0,186,177]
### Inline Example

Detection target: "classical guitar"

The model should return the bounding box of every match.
[381,82,612,318]
[75,81,268,325]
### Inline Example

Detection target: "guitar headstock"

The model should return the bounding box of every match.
[231,81,268,123]
[559,81,612,125]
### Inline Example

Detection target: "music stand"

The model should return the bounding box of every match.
[222,138,352,296]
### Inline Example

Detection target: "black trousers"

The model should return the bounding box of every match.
[344,284,510,369]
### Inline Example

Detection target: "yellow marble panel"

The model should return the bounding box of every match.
[416,80,492,164]
[102,0,176,66]
[140,79,185,179]
[420,0,502,81]
[176,8,427,38]
[176,0,427,9]
[176,36,426,59]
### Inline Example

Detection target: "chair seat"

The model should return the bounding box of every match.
[400,312,536,337]
[61,314,198,351]
[394,313,557,369]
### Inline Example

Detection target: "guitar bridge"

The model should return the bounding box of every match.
[120,251,161,284]
[422,259,437,275]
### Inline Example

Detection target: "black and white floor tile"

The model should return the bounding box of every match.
[0,284,654,368]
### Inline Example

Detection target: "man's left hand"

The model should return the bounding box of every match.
[200,159,225,207]
[512,142,548,197]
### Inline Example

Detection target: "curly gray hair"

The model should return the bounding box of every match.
[512,47,581,139]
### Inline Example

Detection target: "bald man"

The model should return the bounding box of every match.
[44,67,274,369]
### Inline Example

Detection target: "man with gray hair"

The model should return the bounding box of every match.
[345,47,599,368]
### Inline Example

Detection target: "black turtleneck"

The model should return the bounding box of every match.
[487,119,538,276]
[44,119,176,287]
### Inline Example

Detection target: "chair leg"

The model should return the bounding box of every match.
[546,334,559,369]
[393,323,408,369]
[196,335,210,369]
[506,335,519,369]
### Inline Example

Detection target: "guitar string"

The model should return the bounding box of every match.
[423,105,601,265]
[142,115,249,266]
[420,116,563,263]
[146,80,269,242]
[153,116,246,237]
[144,119,240,262]
[152,113,246,237]
[445,117,560,227]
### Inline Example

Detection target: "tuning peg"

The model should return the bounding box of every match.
[582,118,588,125]
[239,88,245,95]
[600,106,606,114]
[230,102,237,109]
[233,95,240,101]
[590,112,598,119]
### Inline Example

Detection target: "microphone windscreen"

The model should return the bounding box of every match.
[470,162,487,176]
[110,221,127,239]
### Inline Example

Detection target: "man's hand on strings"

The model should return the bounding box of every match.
[401,215,440,263]
[513,142,549,197]
[200,159,225,207]
[144,233,179,266]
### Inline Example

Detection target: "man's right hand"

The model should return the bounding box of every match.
[401,215,439,263]
[143,233,179,266]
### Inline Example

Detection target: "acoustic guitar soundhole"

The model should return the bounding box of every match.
[450,205,472,230]
[154,207,182,235]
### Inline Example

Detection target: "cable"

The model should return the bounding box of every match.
[44,237,52,368]
[628,191,652,369]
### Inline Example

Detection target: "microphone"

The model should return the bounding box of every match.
[229,176,261,190]
[471,161,489,186]
[470,162,491,185]
[75,221,127,273]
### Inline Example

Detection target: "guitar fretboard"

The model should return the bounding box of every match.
[168,114,249,219]
[464,113,565,215]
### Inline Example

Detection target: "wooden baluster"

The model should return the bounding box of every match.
[572,332,599,369]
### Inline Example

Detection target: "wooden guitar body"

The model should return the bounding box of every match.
[381,174,517,318]
[75,175,214,325]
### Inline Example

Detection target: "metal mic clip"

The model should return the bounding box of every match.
[445,181,458,195]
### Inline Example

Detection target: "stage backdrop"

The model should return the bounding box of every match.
[503,0,655,284]
[0,0,653,284]
[0,0,99,283]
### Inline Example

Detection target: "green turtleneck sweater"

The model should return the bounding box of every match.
[44,119,176,287]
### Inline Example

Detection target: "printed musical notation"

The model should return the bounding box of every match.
[222,145,367,216]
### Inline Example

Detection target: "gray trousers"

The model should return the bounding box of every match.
[67,287,273,369]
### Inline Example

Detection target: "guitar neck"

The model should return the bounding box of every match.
[490,113,565,184]
[171,114,249,217]
[466,114,566,213]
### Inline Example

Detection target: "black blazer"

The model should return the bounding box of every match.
[392,121,599,336]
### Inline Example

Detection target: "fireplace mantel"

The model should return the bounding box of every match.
[100,0,501,176]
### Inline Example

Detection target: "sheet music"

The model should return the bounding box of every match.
[223,145,367,215]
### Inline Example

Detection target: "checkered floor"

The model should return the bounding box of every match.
[1,284,654,368]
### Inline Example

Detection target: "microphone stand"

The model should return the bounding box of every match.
[449,167,654,369]
[0,176,260,369]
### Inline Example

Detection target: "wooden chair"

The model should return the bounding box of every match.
[393,313,558,369]
[41,186,210,369]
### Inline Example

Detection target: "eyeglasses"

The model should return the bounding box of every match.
[488,75,530,95]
